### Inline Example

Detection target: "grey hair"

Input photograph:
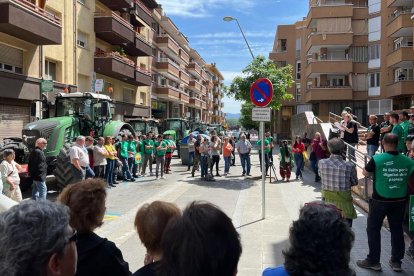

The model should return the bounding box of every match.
[76,135,85,142]
[35,138,47,147]
[0,200,70,276]
[327,138,344,155]
[240,134,246,139]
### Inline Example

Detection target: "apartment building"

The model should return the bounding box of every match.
[270,0,374,134]
[150,5,225,124]
[205,63,225,124]
[77,0,155,119]
[0,0,76,140]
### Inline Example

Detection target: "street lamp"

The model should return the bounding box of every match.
[223,16,255,60]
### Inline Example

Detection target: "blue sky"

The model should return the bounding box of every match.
[156,0,308,114]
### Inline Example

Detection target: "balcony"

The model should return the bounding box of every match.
[99,0,133,10]
[269,50,287,61]
[307,5,353,26]
[306,59,353,78]
[387,79,414,97]
[202,79,213,89]
[0,0,62,45]
[180,70,190,85]
[387,12,412,37]
[135,66,151,86]
[134,0,153,26]
[201,84,206,94]
[189,80,202,93]
[304,86,353,102]
[155,85,180,101]
[155,35,180,57]
[94,12,134,46]
[94,49,135,83]
[387,46,414,67]
[201,101,207,110]
[156,58,180,79]
[306,33,353,52]
[189,97,202,109]
[124,31,152,56]
[114,101,150,117]
[179,48,190,64]
[180,92,189,104]
[387,0,412,7]
[187,62,202,78]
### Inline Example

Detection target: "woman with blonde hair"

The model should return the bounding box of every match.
[133,201,181,275]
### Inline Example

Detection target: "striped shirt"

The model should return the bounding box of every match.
[318,154,358,191]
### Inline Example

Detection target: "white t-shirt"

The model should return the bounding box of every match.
[0,160,20,189]
[188,138,196,152]
[69,144,89,167]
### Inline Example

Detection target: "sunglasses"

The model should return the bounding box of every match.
[63,229,78,248]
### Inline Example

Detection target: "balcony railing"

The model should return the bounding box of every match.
[135,0,151,15]
[14,0,61,25]
[389,9,412,23]
[157,58,180,70]
[95,49,135,67]
[135,31,151,45]
[392,76,414,83]
[136,66,151,76]
[392,44,413,52]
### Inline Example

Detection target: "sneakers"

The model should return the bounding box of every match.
[356,259,382,271]
[160,176,165,179]
[247,173,252,176]
[389,260,402,272]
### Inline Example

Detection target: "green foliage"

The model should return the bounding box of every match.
[226,118,240,127]
[227,55,294,111]
[239,102,259,130]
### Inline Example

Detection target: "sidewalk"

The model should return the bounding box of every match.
[236,148,414,275]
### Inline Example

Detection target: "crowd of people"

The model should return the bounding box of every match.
[0,176,361,276]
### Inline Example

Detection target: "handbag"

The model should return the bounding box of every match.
[309,151,316,161]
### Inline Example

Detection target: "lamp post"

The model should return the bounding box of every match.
[223,16,255,60]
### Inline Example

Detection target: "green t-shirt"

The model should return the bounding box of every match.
[137,141,144,154]
[392,124,405,151]
[127,140,137,155]
[166,139,176,153]
[143,139,154,154]
[265,137,273,148]
[119,140,129,158]
[256,139,270,154]
[155,140,168,156]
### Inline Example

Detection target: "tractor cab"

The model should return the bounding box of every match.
[126,118,160,136]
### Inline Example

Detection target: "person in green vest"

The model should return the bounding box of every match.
[141,133,155,177]
[164,134,176,174]
[154,135,168,180]
[127,134,138,178]
[256,137,270,175]
[390,112,407,153]
[357,133,414,272]
[279,140,294,182]
[119,134,135,182]
[399,111,410,153]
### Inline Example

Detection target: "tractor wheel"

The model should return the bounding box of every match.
[55,144,74,190]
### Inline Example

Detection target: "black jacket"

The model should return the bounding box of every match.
[132,262,159,276]
[76,232,131,276]
[28,147,47,181]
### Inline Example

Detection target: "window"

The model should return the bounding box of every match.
[368,16,381,41]
[368,0,381,14]
[0,44,23,74]
[296,61,301,79]
[329,76,345,87]
[45,60,56,81]
[295,84,301,102]
[77,31,87,48]
[140,92,146,105]
[77,0,86,5]
[394,68,414,82]
[368,44,380,60]
[349,46,368,62]
[368,99,392,115]
[369,72,380,87]
[281,39,287,51]
[123,88,134,102]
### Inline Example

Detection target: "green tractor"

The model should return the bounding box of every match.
[163,118,190,158]
[126,118,160,136]
[3,92,135,190]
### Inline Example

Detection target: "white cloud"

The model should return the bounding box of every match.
[157,0,256,18]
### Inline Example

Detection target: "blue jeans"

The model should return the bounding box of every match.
[105,159,115,185]
[240,153,251,175]
[32,180,47,200]
[224,156,231,173]
[188,151,195,169]
[367,144,379,157]
[311,157,321,180]
[128,157,137,176]
[294,153,303,178]
[200,156,208,177]
[85,165,95,178]
[120,157,133,180]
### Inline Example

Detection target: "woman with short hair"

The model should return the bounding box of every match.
[133,201,181,276]
[0,149,22,202]
[58,178,130,276]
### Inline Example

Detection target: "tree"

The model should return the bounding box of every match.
[227,55,294,111]
[239,102,259,130]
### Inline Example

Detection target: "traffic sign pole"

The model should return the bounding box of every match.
[261,121,265,219]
